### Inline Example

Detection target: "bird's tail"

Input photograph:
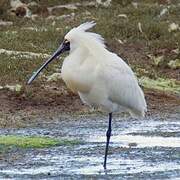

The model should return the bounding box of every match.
[129,106,147,118]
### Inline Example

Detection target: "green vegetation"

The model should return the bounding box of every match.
[0,0,179,93]
[0,135,81,148]
[139,77,180,94]
[168,59,180,69]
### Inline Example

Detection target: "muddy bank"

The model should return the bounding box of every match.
[0,84,179,128]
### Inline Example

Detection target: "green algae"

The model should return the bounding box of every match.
[0,135,81,148]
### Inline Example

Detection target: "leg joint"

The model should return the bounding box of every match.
[106,128,111,138]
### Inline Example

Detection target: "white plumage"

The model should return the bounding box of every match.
[61,22,147,117]
[28,21,147,169]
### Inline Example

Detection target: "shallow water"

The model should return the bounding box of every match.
[0,113,180,179]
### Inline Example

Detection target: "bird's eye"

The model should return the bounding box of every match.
[62,39,70,51]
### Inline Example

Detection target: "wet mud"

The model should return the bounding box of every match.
[0,111,179,179]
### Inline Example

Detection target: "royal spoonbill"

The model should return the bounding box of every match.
[28,22,147,169]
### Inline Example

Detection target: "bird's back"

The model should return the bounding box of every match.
[97,52,147,117]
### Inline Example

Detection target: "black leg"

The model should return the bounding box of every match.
[103,112,112,169]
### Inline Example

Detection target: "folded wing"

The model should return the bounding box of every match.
[99,53,147,117]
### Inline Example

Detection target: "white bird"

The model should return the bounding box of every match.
[28,22,147,169]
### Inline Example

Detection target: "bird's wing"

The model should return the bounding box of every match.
[99,54,147,117]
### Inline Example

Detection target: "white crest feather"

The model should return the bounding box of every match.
[76,21,96,32]
[65,21,106,52]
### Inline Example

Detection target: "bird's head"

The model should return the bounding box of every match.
[27,21,105,84]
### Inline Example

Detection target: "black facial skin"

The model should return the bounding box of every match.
[27,39,70,84]
[62,40,70,52]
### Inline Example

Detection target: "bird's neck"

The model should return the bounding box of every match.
[67,47,89,65]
